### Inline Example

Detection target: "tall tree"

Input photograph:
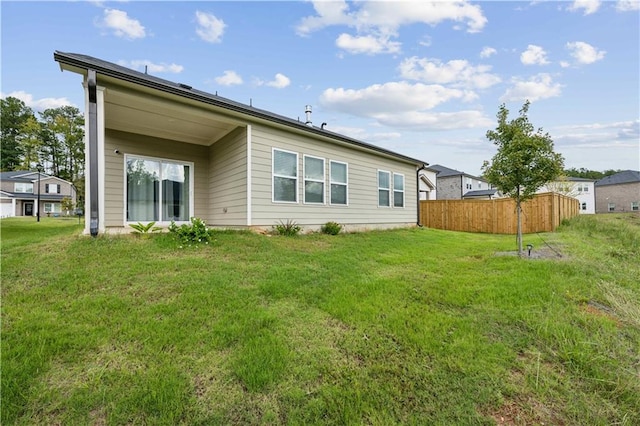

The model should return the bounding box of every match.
[482,101,564,255]
[39,106,84,182]
[18,115,45,170]
[1,97,35,171]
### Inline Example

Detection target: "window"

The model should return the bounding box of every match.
[44,203,62,213]
[378,170,391,207]
[581,202,587,211]
[273,149,298,203]
[632,202,639,211]
[46,183,60,194]
[304,155,325,204]
[14,182,33,193]
[126,156,191,222]
[330,161,348,205]
[608,203,615,212]
[393,173,405,207]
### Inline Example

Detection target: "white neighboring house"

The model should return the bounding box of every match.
[538,177,595,214]
[418,168,437,200]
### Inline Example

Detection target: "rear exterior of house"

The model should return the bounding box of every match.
[538,177,595,214]
[55,52,426,235]
[0,171,76,218]
[595,170,640,213]
[427,164,497,200]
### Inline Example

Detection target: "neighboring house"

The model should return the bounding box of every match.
[427,164,498,200]
[418,168,437,200]
[0,171,77,218]
[594,170,640,213]
[54,52,429,235]
[538,177,596,214]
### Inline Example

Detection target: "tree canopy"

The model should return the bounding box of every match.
[482,101,564,255]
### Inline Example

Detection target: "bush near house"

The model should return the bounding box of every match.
[1,215,639,425]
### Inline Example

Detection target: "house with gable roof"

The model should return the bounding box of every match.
[427,164,498,200]
[0,171,77,218]
[54,52,429,235]
[595,170,640,213]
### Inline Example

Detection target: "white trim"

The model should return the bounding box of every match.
[272,148,299,204]
[303,154,325,205]
[329,160,348,206]
[97,86,106,233]
[124,154,195,224]
[246,125,252,226]
[378,169,391,208]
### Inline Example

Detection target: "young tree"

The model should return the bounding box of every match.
[482,101,564,255]
[1,97,35,171]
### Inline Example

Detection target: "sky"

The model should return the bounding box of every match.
[1,0,639,176]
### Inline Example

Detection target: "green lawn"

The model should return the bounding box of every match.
[2,215,639,425]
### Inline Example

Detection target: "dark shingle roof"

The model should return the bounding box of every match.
[463,189,498,197]
[54,51,428,167]
[595,170,640,186]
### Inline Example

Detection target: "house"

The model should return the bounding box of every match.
[0,171,77,218]
[426,164,498,200]
[538,177,595,214]
[54,52,429,235]
[594,170,640,213]
[418,169,437,200]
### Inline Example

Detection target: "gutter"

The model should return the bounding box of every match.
[416,163,429,227]
[54,51,424,167]
[87,69,99,236]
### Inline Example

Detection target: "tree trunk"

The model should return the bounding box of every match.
[516,200,523,256]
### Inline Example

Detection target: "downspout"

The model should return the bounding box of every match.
[416,163,428,227]
[87,70,99,236]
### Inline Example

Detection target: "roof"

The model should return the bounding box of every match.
[0,171,48,182]
[595,170,640,186]
[54,51,428,168]
[463,189,498,197]
[565,177,596,182]
[428,164,486,181]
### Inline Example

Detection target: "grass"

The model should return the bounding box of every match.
[1,214,639,425]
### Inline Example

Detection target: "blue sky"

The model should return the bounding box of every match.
[2,0,639,175]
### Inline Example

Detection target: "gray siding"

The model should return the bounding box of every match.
[104,129,209,228]
[249,124,417,230]
[208,127,247,226]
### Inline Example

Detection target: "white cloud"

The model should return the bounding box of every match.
[568,0,601,15]
[566,41,606,64]
[480,47,497,58]
[117,60,183,74]
[560,61,571,68]
[373,110,494,130]
[1,91,73,111]
[398,57,501,89]
[296,1,487,55]
[616,0,640,11]
[520,44,550,65]
[266,73,291,89]
[195,11,226,43]
[99,8,146,39]
[336,33,401,55]
[327,125,402,142]
[500,73,563,102]
[215,70,243,86]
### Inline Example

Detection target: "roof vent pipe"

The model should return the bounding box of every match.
[305,105,312,126]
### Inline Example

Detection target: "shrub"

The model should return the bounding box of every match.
[168,217,215,245]
[129,221,162,235]
[321,221,342,235]
[273,220,301,236]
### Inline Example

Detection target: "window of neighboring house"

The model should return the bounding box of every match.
[126,156,192,223]
[581,202,587,211]
[608,203,616,212]
[378,170,391,207]
[44,203,62,213]
[46,183,60,194]
[14,182,33,193]
[330,161,348,205]
[273,149,298,203]
[393,173,405,208]
[632,202,639,211]
[304,155,325,204]
[478,182,482,189]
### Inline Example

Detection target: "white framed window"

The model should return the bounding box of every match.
[608,203,616,212]
[378,170,391,207]
[273,148,298,203]
[46,183,60,194]
[125,155,193,223]
[14,182,33,193]
[632,202,639,211]
[304,155,325,204]
[330,161,348,206]
[393,173,405,208]
[44,203,62,213]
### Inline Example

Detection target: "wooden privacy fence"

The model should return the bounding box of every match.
[420,192,579,234]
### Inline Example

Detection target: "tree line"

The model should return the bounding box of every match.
[1,96,85,204]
